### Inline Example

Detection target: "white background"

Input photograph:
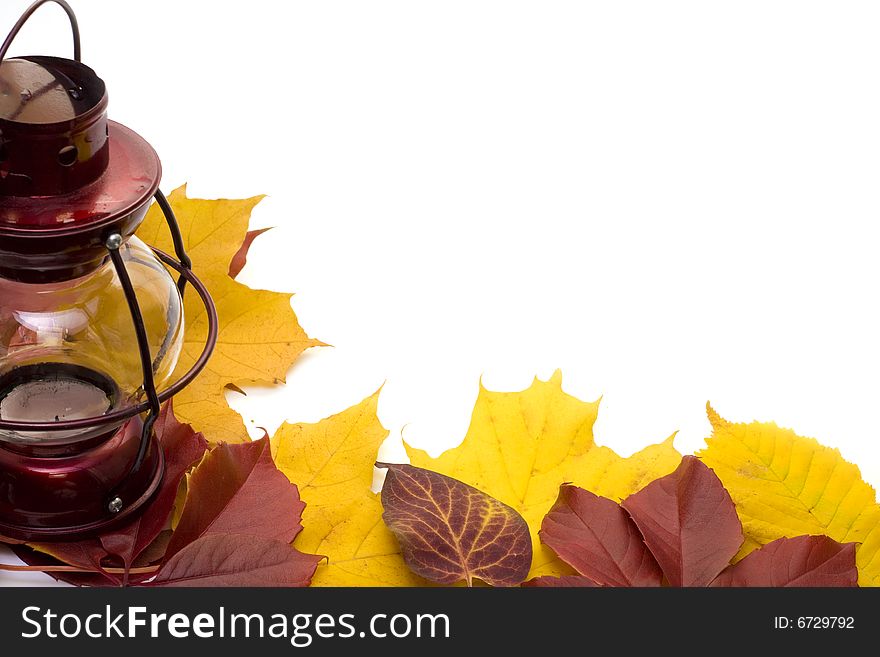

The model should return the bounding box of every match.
[3,1,880,584]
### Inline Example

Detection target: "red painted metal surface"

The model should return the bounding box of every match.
[0,415,164,541]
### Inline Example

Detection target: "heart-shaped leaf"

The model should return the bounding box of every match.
[379,463,532,586]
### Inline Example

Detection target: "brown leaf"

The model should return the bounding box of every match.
[149,534,320,587]
[621,456,743,586]
[165,437,305,560]
[540,484,662,587]
[228,227,272,279]
[379,463,532,587]
[522,575,601,587]
[711,536,858,587]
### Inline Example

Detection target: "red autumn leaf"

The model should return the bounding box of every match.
[711,536,858,587]
[537,460,858,588]
[540,485,662,587]
[100,402,208,573]
[522,575,601,587]
[10,542,118,587]
[228,227,272,279]
[164,436,305,560]
[621,456,743,587]
[27,540,107,576]
[8,545,114,587]
[149,434,320,586]
[379,463,532,587]
[148,534,320,587]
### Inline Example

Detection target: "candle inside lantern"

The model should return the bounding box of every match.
[0,366,115,441]
[0,376,111,422]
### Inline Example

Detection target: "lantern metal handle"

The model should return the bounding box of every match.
[0,0,81,65]
[155,189,194,295]
[103,190,204,514]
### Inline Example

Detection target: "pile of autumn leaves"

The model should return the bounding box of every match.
[2,191,878,587]
[380,457,858,587]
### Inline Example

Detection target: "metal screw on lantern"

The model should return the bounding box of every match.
[0,0,219,539]
[108,496,123,515]
[104,233,123,251]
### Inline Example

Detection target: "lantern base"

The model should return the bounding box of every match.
[0,416,164,542]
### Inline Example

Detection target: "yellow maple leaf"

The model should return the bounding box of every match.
[137,186,323,443]
[406,370,681,578]
[274,372,680,585]
[272,389,425,586]
[699,405,880,586]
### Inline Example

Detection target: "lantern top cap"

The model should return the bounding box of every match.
[0,56,101,123]
[0,1,161,282]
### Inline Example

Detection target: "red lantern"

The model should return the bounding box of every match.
[0,1,217,540]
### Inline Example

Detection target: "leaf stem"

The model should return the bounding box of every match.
[0,563,159,575]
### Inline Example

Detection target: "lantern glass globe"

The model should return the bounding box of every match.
[0,236,184,445]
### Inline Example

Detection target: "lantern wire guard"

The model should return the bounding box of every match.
[0,1,218,537]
